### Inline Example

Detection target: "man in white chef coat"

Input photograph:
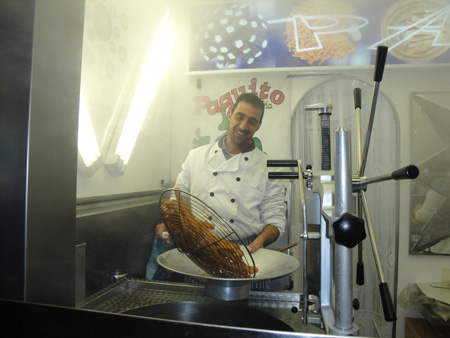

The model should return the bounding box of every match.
[156,93,287,253]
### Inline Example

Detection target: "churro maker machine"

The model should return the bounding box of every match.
[268,46,418,336]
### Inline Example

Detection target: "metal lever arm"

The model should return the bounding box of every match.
[360,191,397,322]
[360,45,388,176]
[354,87,364,285]
[354,88,362,171]
[365,164,419,184]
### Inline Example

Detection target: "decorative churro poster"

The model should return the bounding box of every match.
[189,0,450,71]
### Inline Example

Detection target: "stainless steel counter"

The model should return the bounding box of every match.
[78,278,324,334]
[78,279,380,337]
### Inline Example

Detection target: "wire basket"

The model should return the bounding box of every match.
[159,188,257,278]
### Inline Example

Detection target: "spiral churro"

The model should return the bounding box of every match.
[160,188,257,278]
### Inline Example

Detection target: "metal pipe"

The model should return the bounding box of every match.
[360,191,385,283]
[363,172,392,185]
[333,127,356,333]
[335,128,352,217]
[353,87,365,286]
[359,46,388,176]
[297,160,309,325]
[360,190,397,322]
[352,165,420,191]
[359,81,379,176]
[354,88,362,172]
[364,165,419,185]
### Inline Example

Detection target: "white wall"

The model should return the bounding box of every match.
[76,0,172,198]
[382,65,450,338]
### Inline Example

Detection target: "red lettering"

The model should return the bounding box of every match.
[206,99,221,115]
[193,96,210,115]
[219,93,234,112]
[230,88,240,100]
[259,82,270,99]
[249,78,257,94]
[270,90,284,105]
[194,79,285,117]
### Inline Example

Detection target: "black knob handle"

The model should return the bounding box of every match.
[354,88,361,109]
[267,160,299,167]
[391,165,419,180]
[379,282,397,322]
[374,45,388,82]
[333,213,366,248]
[356,262,365,286]
[268,172,299,179]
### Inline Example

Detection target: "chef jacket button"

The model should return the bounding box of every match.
[236,177,241,182]
[230,219,234,223]
[210,192,214,197]
[244,157,249,161]
[213,172,218,176]
[214,150,218,153]
[231,198,235,203]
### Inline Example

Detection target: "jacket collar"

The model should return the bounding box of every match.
[218,135,255,159]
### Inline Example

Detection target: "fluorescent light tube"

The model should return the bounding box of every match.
[114,9,175,165]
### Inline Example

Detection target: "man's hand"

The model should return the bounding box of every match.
[247,224,280,253]
[155,222,171,244]
[247,237,264,253]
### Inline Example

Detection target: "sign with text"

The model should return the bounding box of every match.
[189,0,450,71]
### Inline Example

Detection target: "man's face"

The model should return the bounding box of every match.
[227,101,262,152]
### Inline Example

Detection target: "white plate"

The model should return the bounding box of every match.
[157,246,299,281]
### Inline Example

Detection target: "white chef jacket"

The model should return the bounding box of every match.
[174,137,287,240]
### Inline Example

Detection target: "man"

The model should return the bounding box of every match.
[156,93,286,253]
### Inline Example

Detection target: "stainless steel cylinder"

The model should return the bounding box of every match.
[332,127,359,335]
[335,127,352,216]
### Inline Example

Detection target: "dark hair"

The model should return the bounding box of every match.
[231,93,265,123]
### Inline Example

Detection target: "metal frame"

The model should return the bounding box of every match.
[268,46,418,336]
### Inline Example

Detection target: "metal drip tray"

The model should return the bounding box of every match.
[78,279,324,334]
